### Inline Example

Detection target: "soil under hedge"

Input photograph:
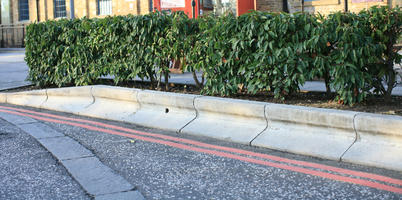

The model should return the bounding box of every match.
[3,79,402,117]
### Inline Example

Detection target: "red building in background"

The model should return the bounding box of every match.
[237,0,255,16]
[152,0,255,18]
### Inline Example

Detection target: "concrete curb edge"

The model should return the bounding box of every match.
[1,85,401,172]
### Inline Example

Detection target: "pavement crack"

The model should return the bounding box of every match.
[60,155,95,161]
[40,89,49,108]
[36,135,66,140]
[15,121,38,125]
[95,188,138,197]
[0,132,9,136]
[339,112,360,162]
[177,95,201,134]
[84,86,96,108]
[135,90,141,115]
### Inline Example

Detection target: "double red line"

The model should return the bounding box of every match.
[0,105,401,194]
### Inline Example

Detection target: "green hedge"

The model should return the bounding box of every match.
[25,6,402,105]
[191,12,318,99]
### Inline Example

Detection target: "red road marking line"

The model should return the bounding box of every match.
[0,108,401,194]
[0,105,401,186]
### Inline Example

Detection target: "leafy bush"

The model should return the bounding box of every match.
[189,12,318,100]
[312,7,402,104]
[25,7,402,105]
[363,6,402,101]
[26,12,174,88]
[196,13,241,96]
[247,12,318,99]
[319,12,377,104]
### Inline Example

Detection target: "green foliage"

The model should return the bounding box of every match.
[25,6,402,105]
[363,6,402,100]
[189,12,318,100]
[311,6,402,104]
[248,12,317,99]
[25,12,173,87]
[321,12,376,104]
[197,13,240,96]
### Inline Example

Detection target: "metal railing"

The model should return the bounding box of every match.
[0,24,27,48]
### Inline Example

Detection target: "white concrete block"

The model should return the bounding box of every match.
[79,85,140,122]
[6,89,47,108]
[0,93,6,103]
[42,86,94,114]
[252,104,357,160]
[181,97,267,144]
[342,113,402,171]
[127,90,199,132]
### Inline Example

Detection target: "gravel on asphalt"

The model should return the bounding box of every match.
[0,118,90,200]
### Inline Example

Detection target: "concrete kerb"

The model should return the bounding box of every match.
[1,85,402,171]
[79,85,140,122]
[5,89,48,108]
[251,104,358,161]
[181,97,267,144]
[127,89,200,132]
[0,93,7,103]
[342,113,402,171]
[41,86,94,114]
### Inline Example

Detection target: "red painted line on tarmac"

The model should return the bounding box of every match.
[0,105,401,186]
[0,108,401,194]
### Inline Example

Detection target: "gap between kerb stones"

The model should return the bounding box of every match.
[85,86,96,108]
[249,104,270,146]
[177,95,202,134]
[136,89,142,115]
[40,89,49,108]
[339,112,361,162]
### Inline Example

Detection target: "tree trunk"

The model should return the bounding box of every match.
[148,69,156,89]
[157,72,162,90]
[192,71,204,89]
[384,62,395,102]
[324,70,331,97]
[384,41,397,102]
[164,69,169,91]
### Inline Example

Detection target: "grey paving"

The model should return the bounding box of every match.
[0,118,89,200]
[95,191,146,200]
[62,157,135,196]
[0,110,143,199]
[0,48,25,53]
[17,122,65,139]
[0,50,31,90]
[37,136,94,160]
[0,52,25,62]
[0,111,37,124]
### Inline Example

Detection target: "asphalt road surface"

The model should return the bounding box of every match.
[0,110,90,199]
[0,103,401,199]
